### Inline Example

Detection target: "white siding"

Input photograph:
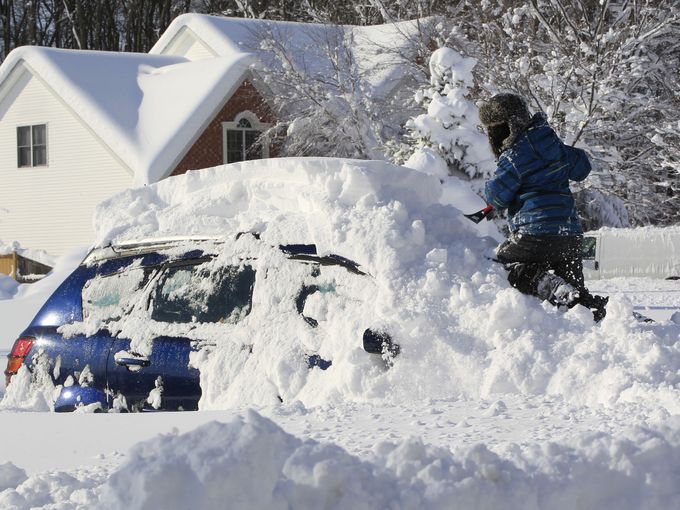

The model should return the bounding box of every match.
[162,28,216,61]
[0,68,132,256]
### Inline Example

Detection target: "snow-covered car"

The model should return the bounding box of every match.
[4,234,398,412]
[582,226,680,280]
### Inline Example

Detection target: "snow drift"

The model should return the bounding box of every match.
[99,411,680,510]
[4,410,680,510]
[0,274,18,300]
[3,157,680,510]
[48,157,677,415]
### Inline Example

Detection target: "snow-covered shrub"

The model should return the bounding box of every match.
[390,47,495,179]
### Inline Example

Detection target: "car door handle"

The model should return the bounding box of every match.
[115,357,150,368]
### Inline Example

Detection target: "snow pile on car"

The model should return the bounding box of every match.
[63,157,680,414]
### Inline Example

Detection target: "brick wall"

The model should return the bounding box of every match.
[170,79,276,177]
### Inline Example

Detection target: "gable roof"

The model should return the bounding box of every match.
[0,46,254,185]
[151,14,428,99]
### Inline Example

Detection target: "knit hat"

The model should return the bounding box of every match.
[479,93,532,155]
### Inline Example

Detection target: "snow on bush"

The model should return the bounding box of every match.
[40,157,674,416]
[391,47,495,179]
[574,188,631,231]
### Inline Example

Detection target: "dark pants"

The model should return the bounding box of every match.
[495,234,585,297]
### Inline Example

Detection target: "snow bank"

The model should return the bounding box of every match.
[95,410,680,510]
[3,408,680,509]
[78,157,680,415]
[0,462,27,492]
[0,274,18,300]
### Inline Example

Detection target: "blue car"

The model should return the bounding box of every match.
[4,235,397,412]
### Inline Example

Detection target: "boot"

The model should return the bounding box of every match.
[536,272,580,308]
[578,291,609,322]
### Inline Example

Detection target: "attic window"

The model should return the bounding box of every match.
[223,112,271,164]
[17,124,47,168]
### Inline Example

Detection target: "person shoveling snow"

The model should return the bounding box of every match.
[478,93,608,322]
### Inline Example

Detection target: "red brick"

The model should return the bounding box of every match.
[170,80,276,177]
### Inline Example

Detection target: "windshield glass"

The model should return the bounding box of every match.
[583,237,597,260]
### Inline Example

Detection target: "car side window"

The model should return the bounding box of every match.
[82,266,153,321]
[296,264,339,327]
[151,263,256,324]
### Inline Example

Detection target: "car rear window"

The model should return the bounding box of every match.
[151,263,256,324]
[82,265,153,321]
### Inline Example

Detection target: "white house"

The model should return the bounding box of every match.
[0,15,426,257]
[0,47,274,255]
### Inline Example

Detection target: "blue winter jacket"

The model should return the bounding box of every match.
[484,114,590,235]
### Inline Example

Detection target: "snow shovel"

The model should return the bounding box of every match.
[464,204,494,223]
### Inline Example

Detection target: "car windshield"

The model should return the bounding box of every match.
[151,262,256,324]
[583,237,597,260]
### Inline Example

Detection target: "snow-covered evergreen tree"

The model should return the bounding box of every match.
[391,47,495,179]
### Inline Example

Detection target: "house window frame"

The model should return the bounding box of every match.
[17,123,48,168]
[222,111,271,164]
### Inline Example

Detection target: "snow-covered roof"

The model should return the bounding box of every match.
[151,14,428,98]
[0,46,254,185]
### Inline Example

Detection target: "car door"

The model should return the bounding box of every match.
[106,258,256,411]
[20,265,113,396]
[61,259,157,406]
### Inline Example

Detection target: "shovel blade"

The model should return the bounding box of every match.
[464,211,487,223]
[464,205,493,223]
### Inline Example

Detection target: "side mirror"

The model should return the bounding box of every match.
[362,329,400,358]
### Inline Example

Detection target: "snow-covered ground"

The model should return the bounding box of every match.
[1,159,680,509]
[589,277,680,322]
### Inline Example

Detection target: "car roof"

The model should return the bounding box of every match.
[84,236,225,264]
[84,235,366,275]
